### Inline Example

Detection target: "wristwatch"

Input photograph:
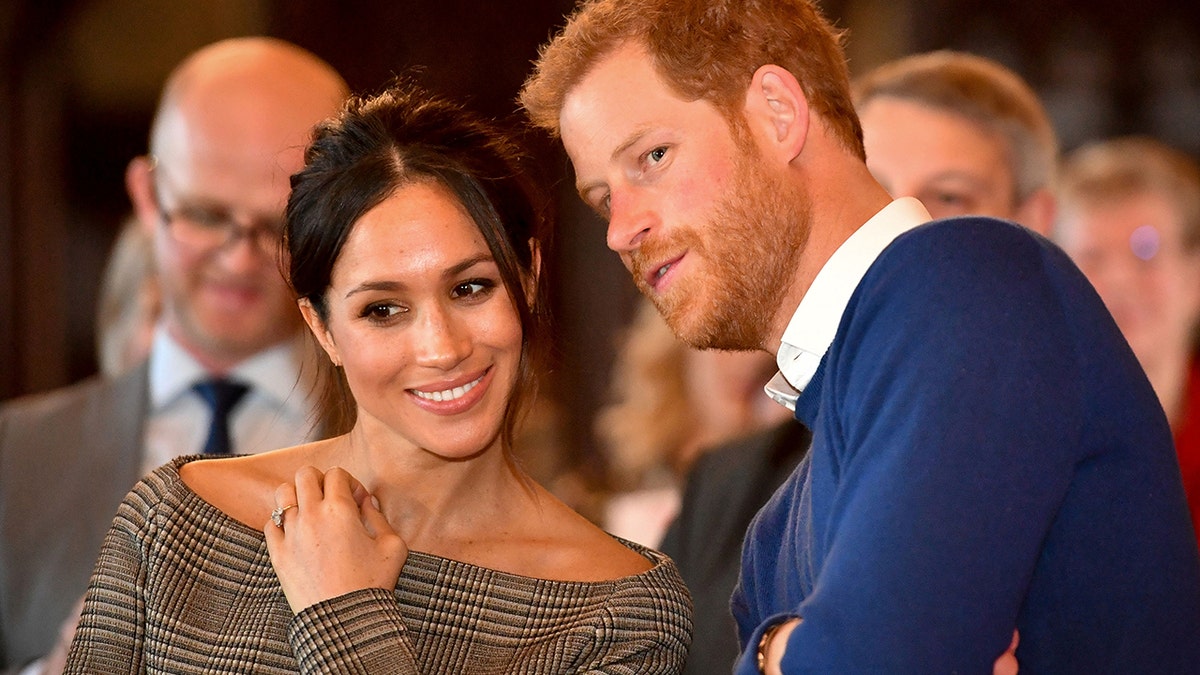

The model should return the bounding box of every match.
[756,621,785,673]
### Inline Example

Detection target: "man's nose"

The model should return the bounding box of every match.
[605,189,657,253]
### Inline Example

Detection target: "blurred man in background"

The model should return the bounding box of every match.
[0,37,347,674]
[854,49,1058,234]
[1056,136,1200,550]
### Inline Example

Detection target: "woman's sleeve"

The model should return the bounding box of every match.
[289,588,421,675]
[63,495,150,674]
[591,564,693,674]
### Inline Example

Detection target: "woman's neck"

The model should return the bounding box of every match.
[329,424,533,552]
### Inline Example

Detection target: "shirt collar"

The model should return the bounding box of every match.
[765,197,932,410]
[148,325,311,413]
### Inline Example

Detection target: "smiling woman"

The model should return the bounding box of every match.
[299,181,525,461]
[64,81,692,674]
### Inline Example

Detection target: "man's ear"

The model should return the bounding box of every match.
[298,297,341,367]
[1014,188,1057,239]
[743,64,810,164]
[126,156,160,238]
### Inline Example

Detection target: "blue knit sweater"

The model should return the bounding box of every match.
[733,218,1200,673]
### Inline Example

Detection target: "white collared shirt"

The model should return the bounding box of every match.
[142,326,321,472]
[765,197,932,410]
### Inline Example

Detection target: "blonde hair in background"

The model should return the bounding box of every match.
[594,299,787,492]
[96,216,161,377]
[595,300,694,490]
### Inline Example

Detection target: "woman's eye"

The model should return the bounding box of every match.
[361,303,404,322]
[452,279,495,300]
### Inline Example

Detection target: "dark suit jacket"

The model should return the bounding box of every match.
[0,364,148,671]
[660,419,810,675]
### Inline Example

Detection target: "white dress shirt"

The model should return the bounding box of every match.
[142,326,321,472]
[765,197,932,410]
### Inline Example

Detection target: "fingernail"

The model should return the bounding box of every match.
[371,495,381,510]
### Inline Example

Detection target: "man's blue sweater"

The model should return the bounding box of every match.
[733,218,1200,673]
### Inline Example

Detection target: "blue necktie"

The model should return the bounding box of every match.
[193,379,250,455]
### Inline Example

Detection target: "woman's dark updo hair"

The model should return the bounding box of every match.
[285,80,552,452]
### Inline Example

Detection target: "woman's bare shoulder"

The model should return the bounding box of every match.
[516,489,655,582]
[178,443,324,528]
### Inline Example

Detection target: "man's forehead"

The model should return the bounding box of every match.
[559,45,704,164]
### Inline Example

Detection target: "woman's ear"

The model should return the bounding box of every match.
[298,297,341,367]
[743,64,810,165]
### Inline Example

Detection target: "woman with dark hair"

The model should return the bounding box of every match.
[65,82,692,674]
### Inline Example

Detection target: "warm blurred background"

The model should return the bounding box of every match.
[2,0,1198,475]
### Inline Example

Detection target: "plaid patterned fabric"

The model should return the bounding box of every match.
[65,457,693,674]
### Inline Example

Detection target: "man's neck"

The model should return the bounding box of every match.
[766,169,894,352]
[166,323,287,377]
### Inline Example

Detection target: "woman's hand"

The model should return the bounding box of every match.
[264,466,408,613]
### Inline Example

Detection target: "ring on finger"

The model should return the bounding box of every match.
[270,503,298,528]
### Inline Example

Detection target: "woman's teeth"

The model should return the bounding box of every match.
[413,375,482,402]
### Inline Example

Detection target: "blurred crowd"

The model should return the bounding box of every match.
[3,2,1200,673]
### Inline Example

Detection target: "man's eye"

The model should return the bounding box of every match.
[933,192,967,206]
[260,219,286,239]
[180,207,230,229]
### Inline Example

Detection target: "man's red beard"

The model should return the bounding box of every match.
[628,143,811,351]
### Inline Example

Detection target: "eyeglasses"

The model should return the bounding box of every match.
[156,200,285,257]
[150,160,285,257]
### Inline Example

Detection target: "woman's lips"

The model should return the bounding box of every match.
[408,369,491,415]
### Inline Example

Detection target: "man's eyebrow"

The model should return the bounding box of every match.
[610,126,651,164]
[575,126,653,198]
